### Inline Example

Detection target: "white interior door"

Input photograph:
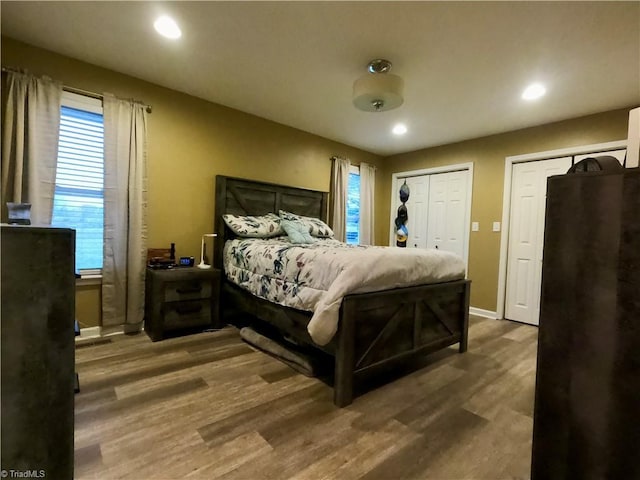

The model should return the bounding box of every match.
[426,173,446,249]
[403,175,430,248]
[505,156,572,325]
[426,170,469,258]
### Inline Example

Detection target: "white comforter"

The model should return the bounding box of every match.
[224,238,465,346]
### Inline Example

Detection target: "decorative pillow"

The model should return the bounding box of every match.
[281,219,315,244]
[278,210,334,238]
[223,213,283,238]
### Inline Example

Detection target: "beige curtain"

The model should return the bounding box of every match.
[330,156,350,242]
[102,94,148,332]
[359,162,376,245]
[1,72,62,224]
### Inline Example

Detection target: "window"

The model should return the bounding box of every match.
[51,92,104,272]
[345,166,360,245]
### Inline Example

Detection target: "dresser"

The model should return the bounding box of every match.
[1,225,75,480]
[144,267,221,341]
[531,168,640,479]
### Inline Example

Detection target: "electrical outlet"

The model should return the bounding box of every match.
[492,222,501,232]
[472,222,479,232]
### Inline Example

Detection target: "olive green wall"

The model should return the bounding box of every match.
[377,108,633,312]
[75,285,101,330]
[1,37,383,328]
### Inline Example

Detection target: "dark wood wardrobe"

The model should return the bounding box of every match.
[1,225,76,479]
[531,167,640,479]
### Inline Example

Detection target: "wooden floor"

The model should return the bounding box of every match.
[74,316,538,480]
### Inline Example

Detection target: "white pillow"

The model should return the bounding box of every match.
[223,213,283,238]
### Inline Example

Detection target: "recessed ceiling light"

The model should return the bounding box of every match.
[154,15,181,39]
[522,83,546,101]
[392,123,408,135]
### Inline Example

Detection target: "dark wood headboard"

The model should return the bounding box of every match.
[213,176,328,269]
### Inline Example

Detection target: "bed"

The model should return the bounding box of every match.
[214,175,470,407]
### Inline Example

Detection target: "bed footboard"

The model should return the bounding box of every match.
[222,277,470,407]
[334,279,470,407]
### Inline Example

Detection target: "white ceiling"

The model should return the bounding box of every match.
[2,1,639,156]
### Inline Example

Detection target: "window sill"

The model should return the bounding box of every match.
[76,274,102,286]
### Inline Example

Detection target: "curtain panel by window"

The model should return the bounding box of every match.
[102,94,148,331]
[1,72,62,224]
[330,156,350,242]
[359,162,376,245]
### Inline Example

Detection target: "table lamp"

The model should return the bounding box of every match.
[198,233,217,269]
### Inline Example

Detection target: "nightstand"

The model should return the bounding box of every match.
[144,267,221,341]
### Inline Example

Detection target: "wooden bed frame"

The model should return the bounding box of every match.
[214,175,470,407]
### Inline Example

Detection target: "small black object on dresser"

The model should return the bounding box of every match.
[531,167,640,480]
[144,266,222,341]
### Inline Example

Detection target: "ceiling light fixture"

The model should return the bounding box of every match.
[154,15,181,39]
[353,59,404,112]
[522,83,546,101]
[392,123,408,135]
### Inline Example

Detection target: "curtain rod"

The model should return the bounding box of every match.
[1,66,153,113]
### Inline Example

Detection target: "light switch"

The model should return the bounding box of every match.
[492,221,501,232]
[472,222,479,232]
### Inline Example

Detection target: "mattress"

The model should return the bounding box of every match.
[224,237,466,345]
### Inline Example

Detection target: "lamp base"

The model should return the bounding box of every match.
[197,261,211,269]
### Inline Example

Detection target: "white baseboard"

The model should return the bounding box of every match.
[76,325,132,341]
[469,307,499,320]
[77,326,101,339]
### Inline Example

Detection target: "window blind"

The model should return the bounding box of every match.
[51,105,104,271]
[346,171,360,245]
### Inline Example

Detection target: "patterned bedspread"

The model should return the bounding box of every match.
[224,237,466,345]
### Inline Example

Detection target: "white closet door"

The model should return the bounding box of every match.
[444,170,467,257]
[426,173,447,249]
[505,157,572,325]
[426,171,468,258]
[404,175,429,248]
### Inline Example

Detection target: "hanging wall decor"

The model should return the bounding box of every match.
[395,180,410,247]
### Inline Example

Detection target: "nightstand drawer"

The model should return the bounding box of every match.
[164,279,212,302]
[163,299,211,330]
[145,266,221,341]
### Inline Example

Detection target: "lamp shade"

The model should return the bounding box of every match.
[353,73,404,112]
[198,233,217,269]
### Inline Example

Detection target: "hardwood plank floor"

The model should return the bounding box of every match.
[74,316,537,480]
